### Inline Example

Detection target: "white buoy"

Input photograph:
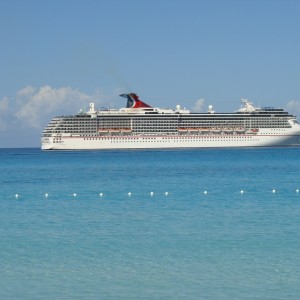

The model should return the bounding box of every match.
[45,193,48,198]
[165,192,169,196]
[99,193,103,197]
[272,189,276,193]
[240,190,244,194]
[296,189,299,193]
[150,192,154,196]
[204,191,208,195]
[73,193,77,197]
[15,194,19,199]
[128,192,132,196]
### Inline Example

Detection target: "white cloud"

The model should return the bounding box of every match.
[0,97,9,112]
[16,86,36,99]
[0,97,9,131]
[1,85,121,133]
[14,85,92,129]
[286,100,300,116]
[192,98,205,112]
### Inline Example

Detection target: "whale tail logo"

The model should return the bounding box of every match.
[120,93,152,108]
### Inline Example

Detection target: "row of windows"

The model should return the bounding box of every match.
[50,116,292,123]
[48,120,290,126]
[179,121,289,126]
[81,137,262,142]
[44,121,292,134]
[44,128,291,136]
[82,134,263,140]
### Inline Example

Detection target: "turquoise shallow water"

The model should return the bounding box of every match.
[0,148,300,299]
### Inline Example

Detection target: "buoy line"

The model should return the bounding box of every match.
[4,189,300,199]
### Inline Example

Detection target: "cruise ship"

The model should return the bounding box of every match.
[41,93,300,150]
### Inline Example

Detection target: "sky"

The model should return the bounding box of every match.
[1,0,300,147]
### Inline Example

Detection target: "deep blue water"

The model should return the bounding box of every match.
[0,147,300,299]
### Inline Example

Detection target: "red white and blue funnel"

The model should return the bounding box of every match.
[120,93,152,108]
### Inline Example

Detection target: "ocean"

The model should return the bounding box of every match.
[0,147,300,299]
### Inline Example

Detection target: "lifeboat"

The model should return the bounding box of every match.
[223,128,234,134]
[178,128,188,133]
[98,128,108,133]
[121,128,132,134]
[109,129,120,134]
[247,128,259,134]
[235,128,246,134]
[211,128,221,134]
[200,128,210,134]
[188,128,199,133]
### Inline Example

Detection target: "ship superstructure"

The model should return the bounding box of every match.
[41,93,300,150]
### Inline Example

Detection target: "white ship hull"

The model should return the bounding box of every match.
[42,130,300,150]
